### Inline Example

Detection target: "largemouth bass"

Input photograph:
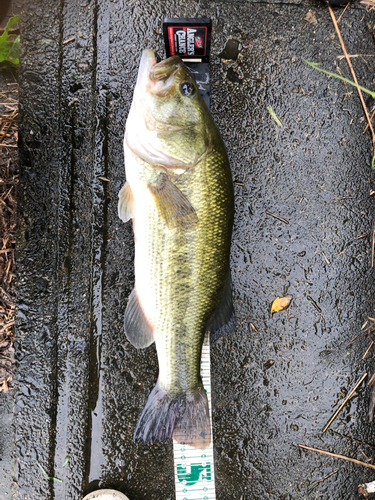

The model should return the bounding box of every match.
[118,49,234,448]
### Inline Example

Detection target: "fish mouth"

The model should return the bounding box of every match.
[149,56,182,83]
[134,50,187,132]
[135,50,183,96]
[135,49,157,96]
[147,53,184,97]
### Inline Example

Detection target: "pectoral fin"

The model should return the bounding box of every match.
[208,273,235,342]
[118,181,135,222]
[148,173,198,230]
[124,288,154,348]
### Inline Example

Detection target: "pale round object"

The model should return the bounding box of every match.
[82,490,130,500]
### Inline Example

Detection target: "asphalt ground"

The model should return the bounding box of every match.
[1,0,375,499]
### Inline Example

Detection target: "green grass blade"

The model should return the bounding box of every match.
[304,59,375,99]
[36,462,63,482]
[37,462,50,480]
[267,106,282,127]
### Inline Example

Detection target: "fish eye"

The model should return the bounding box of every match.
[180,82,194,96]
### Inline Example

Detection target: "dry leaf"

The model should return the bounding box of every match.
[304,10,317,25]
[271,295,293,316]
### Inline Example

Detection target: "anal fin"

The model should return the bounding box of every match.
[118,181,135,222]
[148,173,198,230]
[124,288,154,348]
[208,273,235,342]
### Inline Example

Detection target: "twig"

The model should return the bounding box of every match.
[347,331,367,347]
[368,372,375,422]
[297,444,375,470]
[0,320,15,332]
[322,251,331,264]
[0,103,17,110]
[322,373,367,432]
[331,429,375,451]
[369,372,375,386]
[361,0,375,8]
[363,108,375,134]
[362,341,374,360]
[307,295,321,313]
[328,5,375,161]
[265,211,289,224]
[334,196,353,202]
[337,54,375,60]
[335,64,351,98]
[309,469,339,492]
[360,450,371,463]
[337,1,351,23]
[63,36,75,45]
[347,321,375,346]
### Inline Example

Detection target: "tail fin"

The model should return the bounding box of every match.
[134,380,211,449]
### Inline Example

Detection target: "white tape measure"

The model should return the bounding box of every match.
[173,332,216,500]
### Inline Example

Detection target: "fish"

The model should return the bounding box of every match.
[118,49,234,449]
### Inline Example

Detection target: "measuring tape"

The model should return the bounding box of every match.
[173,332,216,500]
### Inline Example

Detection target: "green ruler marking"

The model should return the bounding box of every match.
[173,332,216,500]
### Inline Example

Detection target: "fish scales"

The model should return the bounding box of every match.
[119,49,234,448]
[136,144,232,392]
